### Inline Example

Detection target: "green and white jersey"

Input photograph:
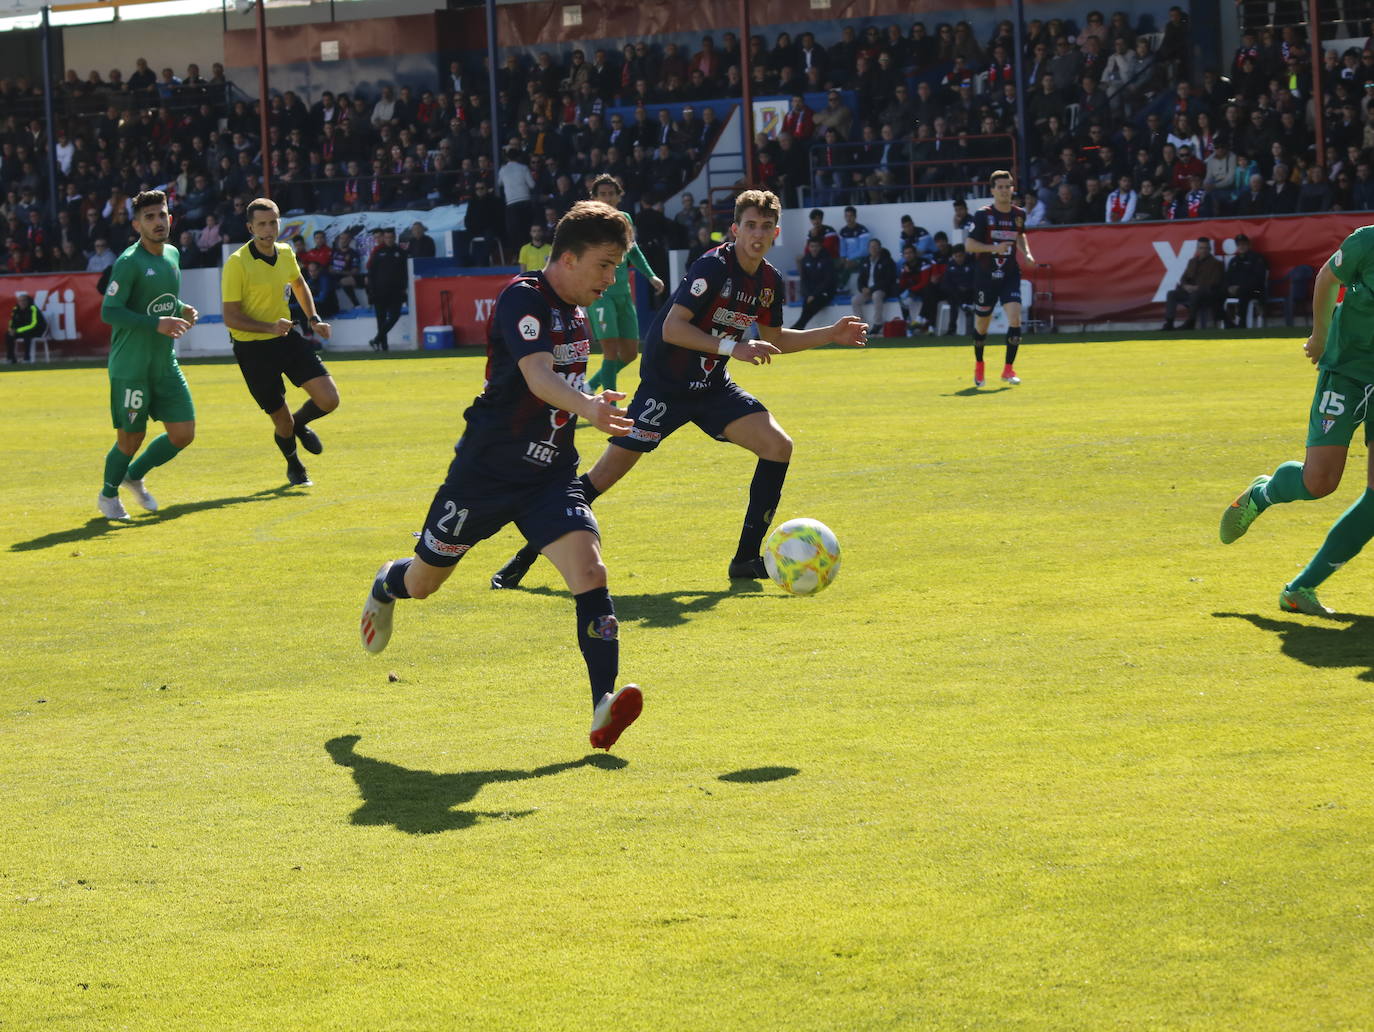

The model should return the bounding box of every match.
[604,210,655,299]
[101,240,184,380]
[1325,225,1374,383]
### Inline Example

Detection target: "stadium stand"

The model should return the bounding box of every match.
[1,7,1371,319]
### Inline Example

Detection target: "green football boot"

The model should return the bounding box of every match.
[1279,584,1335,617]
[1219,474,1270,544]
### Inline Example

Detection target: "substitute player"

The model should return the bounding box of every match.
[221,198,338,486]
[490,188,868,588]
[97,189,198,519]
[358,201,644,751]
[965,170,1035,387]
[584,174,664,393]
[1219,226,1374,616]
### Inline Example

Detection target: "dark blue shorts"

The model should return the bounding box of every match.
[414,469,597,567]
[973,268,1023,315]
[610,379,768,453]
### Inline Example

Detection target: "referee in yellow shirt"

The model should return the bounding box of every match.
[222,197,339,486]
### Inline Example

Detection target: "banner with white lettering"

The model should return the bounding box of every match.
[413,272,517,348]
[0,272,109,357]
[1029,212,1365,324]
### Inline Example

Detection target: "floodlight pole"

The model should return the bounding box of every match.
[738,0,754,185]
[40,5,59,224]
[1309,0,1325,169]
[1012,0,1029,187]
[256,0,272,196]
[485,0,501,174]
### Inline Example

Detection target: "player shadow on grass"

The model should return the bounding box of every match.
[8,486,304,552]
[718,766,799,783]
[325,734,628,834]
[514,584,771,628]
[1213,612,1374,682]
[943,386,1012,397]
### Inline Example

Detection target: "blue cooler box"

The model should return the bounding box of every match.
[422,325,455,349]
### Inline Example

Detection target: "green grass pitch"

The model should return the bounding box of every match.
[2,334,1372,1031]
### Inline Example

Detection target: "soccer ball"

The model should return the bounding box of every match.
[763,518,841,596]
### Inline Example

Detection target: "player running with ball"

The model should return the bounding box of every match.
[359,201,643,750]
[490,188,868,588]
[96,189,198,519]
[1219,225,1374,615]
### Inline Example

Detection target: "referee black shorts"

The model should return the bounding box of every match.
[231,330,330,413]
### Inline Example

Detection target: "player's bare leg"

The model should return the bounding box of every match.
[723,411,794,578]
[543,529,641,750]
[491,445,645,589]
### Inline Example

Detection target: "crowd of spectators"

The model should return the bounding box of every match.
[2,8,1373,292]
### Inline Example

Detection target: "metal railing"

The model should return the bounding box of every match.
[803,132,1018,206]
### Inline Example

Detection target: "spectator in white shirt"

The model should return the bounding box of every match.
[1104,175,1138,222]
[370,85,397,127]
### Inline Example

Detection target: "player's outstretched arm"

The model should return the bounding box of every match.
[662,303,780,364]
[517,353,634,435]
[760,316,868,354]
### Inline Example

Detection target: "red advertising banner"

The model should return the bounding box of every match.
[413,273,519,348]
[1028,212,1369,325]
[0,272,110,358]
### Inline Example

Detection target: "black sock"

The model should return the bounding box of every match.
[578,472,602,505]
[274,433,297,459]
[373,558,413,602]
[1005,327,1021,366]
[734,459,789,562]
[574,586,618,705]
[293,399,328,428]
[972,332,986,363]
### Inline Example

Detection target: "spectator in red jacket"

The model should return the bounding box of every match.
[781,94,815,141]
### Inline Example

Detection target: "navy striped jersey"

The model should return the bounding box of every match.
[640,242,785,391]
[455,271,591,483]
[969,203,1026,275]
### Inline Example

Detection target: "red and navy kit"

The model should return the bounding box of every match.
[415,271,598,567]
[615,243,781,454]
[639,243,785,391]
[455,271,591,483]
[969,202,1026,312]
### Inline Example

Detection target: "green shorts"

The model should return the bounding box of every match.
[1306,368,1374,447]
[588,292,638,341]
[109,367,195,432]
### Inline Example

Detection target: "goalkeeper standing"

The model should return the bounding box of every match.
[97,190,198,519]
[584,175,663,392]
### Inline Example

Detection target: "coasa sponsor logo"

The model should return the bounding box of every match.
[146,293,179,317]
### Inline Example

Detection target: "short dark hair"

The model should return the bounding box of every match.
[132,190,167,214]
[591,173,625,197]
[550,200,632,259]
[990,169,1014,186]
[733,189,781,225]
[247,197,279,220]
[809,208,824,219]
